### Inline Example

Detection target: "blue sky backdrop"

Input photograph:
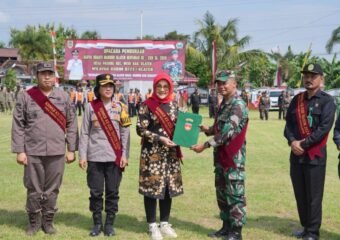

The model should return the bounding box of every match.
[0,0,339,59]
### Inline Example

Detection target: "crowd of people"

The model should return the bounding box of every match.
[6,61,340,240]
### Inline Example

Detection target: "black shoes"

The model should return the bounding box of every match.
[41,212,57,234]
[208,221,229,238]
[89,212,103,237]
[225,227,242,240]
[293,229,307,238]
[104,214,116,236]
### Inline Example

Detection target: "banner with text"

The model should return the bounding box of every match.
[64,39,185,81]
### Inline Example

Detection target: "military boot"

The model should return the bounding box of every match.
[104,213,115,236]
[26,212,41,236]
[41,212,57,234]
[89,212,103,237]
[208,220,229,238]
[225,227,242,240]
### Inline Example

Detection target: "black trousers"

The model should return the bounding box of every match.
[87,162,122,214]
[290,163,326,237]
[278,107,287,119]
[192,105,199,114]
[209,105,215,118]
[128,103,135,117]
[144,188,172,223]
[76,102,84,116]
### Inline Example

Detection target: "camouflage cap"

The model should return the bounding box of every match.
[215,70,232,82]
[171,49,179,55]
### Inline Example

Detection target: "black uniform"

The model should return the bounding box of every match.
[284,90,335,239]
[278,92,284,119]
[190,92,201,114]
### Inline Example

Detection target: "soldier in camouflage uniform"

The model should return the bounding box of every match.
[192,70,248,240]
[162,49,182,82]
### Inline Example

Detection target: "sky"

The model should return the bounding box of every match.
[0,0,339,60]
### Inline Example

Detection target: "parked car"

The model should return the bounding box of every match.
[268,89,284,110]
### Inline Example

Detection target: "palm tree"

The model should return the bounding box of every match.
[193,11,265,86]
[0,41,5,48]
[326,26,340,54]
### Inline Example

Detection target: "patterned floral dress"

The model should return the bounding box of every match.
[136,101,183,199]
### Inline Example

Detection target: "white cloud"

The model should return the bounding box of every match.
[0,11,9,23]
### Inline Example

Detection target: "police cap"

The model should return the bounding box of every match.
[36,62,54,73]
[301,63,323,75]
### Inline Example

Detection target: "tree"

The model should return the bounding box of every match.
[3,69,17,90]
[9,25,52,61]
[0,41,6,48]
[9,23,79,61]
[326,26,340,54]
[320,54,340,89]
[164,31,190,42]
[81,30,101,40]
[193,11,264,87]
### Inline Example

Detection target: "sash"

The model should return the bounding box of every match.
[91,99,123,169]
[214,99,248,171]
[27,87,66,132]
[296,92,328,160]
[144,98,183,159]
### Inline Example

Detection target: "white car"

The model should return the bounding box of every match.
[268,89,285,111]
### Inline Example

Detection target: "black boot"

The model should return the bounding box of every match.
[208,221,229,238]
[89,212,102,237]
[104,213,116,236]
[226,227,242,240]
[41,212,57,234]
[26,212,41,236]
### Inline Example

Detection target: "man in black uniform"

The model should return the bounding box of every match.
[190,88,201,114]
[284,63,336,240]
[278,90,285,119]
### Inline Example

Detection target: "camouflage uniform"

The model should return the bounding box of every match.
[206,95,248,228]
[162,60,182,82]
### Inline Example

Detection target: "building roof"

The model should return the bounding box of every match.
[0,48,20,59]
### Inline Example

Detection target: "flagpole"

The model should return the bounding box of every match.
[50,31,60,87]
[140,11,143,40]
[211,40,216,89]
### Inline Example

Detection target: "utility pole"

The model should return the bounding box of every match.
[140,10,143,40]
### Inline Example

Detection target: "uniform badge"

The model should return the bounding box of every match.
[308,64,314,71]
[184,118,194,131]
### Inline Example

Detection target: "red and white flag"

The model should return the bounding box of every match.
[274,63,281,87]
[51,31,60,86]
[211,40,217,87]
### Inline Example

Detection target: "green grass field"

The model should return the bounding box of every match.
[1,107,340,240]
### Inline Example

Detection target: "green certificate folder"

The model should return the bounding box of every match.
[173,111,202,148]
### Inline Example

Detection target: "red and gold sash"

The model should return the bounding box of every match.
[27,87,66,132]
[91,99,123,169]
[144,98,183,159]
[214,99,248,171]
[296,92,328,160]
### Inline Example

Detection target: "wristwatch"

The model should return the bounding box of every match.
[204,141,211,148]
